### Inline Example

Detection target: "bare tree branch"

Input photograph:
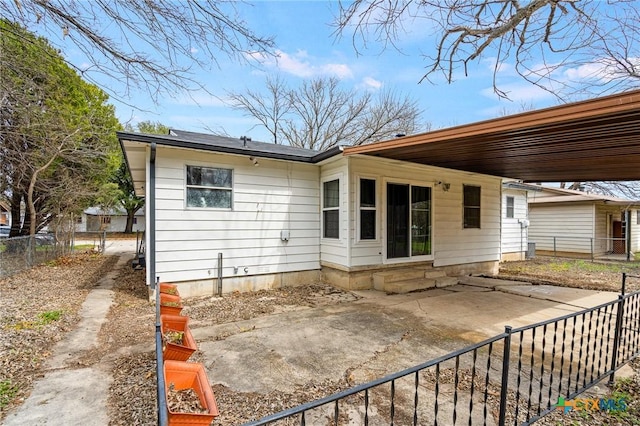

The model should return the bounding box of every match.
[1,0,275,103]
[335,0,640,99]
[229,76,424,150]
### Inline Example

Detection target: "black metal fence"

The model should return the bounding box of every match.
[243,274,640,426]
[0,233,72,278]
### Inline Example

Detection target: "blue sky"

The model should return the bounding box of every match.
[66,1,587,142]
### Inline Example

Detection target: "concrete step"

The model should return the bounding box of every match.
[436,276,459,288]
[373,268,426,290]
[424,270,448,279]
[383,275,459,294]
[384,277,438,294]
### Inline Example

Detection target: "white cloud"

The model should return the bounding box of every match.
[562,57,640,83]
[190,47,199,54]
[247,49,354,79]
[361,76,382,90]
[322,63,353,79]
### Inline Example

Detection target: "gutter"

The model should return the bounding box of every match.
[116,131,344,164]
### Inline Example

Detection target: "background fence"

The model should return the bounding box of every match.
[0,231,106,279]
[243,274,640,426]
[530,235,632,260]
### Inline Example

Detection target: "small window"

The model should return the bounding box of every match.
[76,217,83,224]
[323,179,339,239]
[359,178,376,240]
[101,216,111,224]
[506,196,514,218]
[133,217,138,225]
[186,165,233,209]
[463,185,481,228]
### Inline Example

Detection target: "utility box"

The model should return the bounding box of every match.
[526,242,536,259]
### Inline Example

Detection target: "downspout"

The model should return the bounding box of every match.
[150,143,157,289]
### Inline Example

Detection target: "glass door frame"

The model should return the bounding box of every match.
[383,179,434,264]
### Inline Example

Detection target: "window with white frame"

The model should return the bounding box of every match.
[323,179,339,239]
[506,196,515,218]
[463,185,481,228]
[359,178,376,240]
[186,165,233,209]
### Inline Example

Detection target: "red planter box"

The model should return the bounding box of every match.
[164,360,219,425]
[160,293,183,316]
[159,282,180,297]
[161,314,197,361]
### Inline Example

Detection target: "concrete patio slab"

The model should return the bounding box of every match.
[192,281,622,401]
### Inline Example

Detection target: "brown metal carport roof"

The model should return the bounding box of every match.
[343,90,640,182]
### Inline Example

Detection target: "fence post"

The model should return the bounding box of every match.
[608,294,625,387]
[498,325,512,426]
[553,237,557,257]
[590,238,594,261]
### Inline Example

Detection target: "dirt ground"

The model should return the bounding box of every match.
[1,254,640,425]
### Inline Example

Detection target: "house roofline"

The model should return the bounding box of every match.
[116,131,345,164]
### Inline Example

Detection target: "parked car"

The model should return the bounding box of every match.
[0,225,9,239]
[35,233,55,245]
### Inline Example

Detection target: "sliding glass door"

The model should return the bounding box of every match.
[387,183,431,259]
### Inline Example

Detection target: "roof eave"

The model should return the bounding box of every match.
[117,131,322,164]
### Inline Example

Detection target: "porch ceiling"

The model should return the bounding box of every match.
[343,90,640,182]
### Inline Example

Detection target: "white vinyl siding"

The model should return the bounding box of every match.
[346,156,502,268]
[152,147,320,283]
[528,203,595,254]
[501,189,528,256]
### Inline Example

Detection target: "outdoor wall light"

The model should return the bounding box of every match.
[249,156,259,166]
[435,181,450,191]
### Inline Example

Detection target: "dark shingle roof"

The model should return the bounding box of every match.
[116,129,343,163]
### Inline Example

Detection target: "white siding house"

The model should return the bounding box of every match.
[526,186,640,258]
[76,207,145,233]
[119,130,507,297]
[500,183,530,261]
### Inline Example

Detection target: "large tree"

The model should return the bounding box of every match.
[0,20,121,236]
[0,1,274,102]
[228,76,425,150]
[335,0,640,100]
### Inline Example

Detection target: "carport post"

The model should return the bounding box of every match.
[498,325,512,426]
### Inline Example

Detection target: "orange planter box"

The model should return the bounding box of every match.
[164,360,219,426]
[159,282,180,297]
[160,293,183,316]
[161,314,197,361]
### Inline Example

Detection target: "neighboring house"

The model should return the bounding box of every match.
[119,129,503,297]
[0,198,10,227]
[524,185,640,258]
[500,182,533,261]
[76,207,145,233]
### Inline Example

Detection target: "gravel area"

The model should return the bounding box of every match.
[2,254,640,425]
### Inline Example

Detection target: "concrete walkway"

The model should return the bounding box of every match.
[2,240,136,426]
